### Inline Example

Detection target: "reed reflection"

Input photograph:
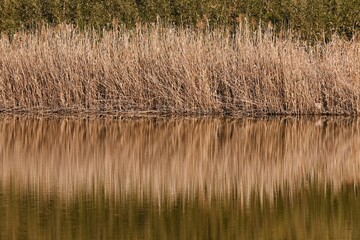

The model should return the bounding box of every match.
[0,117,359,202]
[2,117,360,239]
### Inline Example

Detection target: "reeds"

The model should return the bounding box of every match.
[0,24,360,116]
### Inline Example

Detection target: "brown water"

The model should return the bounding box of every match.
[1,117,360,239]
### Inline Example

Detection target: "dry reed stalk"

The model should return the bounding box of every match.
[0,24,359,115]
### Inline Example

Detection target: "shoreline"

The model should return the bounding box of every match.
[0,109,357,118]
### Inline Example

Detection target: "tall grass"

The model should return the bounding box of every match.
[0,24,359,115]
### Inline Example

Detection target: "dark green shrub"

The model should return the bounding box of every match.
[0,0,359,40]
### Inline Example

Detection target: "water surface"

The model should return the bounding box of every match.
[1,117,360,239]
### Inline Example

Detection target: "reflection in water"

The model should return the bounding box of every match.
[0,117,360,239]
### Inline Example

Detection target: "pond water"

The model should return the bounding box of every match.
[0,117,360,239]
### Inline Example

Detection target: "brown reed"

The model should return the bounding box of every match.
[0,24,359,116]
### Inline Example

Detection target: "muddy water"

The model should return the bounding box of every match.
[0,117,360,239]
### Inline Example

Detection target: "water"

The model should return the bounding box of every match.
[1,117,360,239]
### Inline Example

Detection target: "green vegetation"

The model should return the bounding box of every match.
[0,0,359,40]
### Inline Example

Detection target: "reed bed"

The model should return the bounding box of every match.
[1,117,360,203]
[0,24,360,116]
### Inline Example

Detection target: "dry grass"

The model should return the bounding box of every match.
[0,24,360,116]
[1,117,360,203]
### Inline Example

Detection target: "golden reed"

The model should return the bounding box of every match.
[1,117,360,204]
[0,24,359,115]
